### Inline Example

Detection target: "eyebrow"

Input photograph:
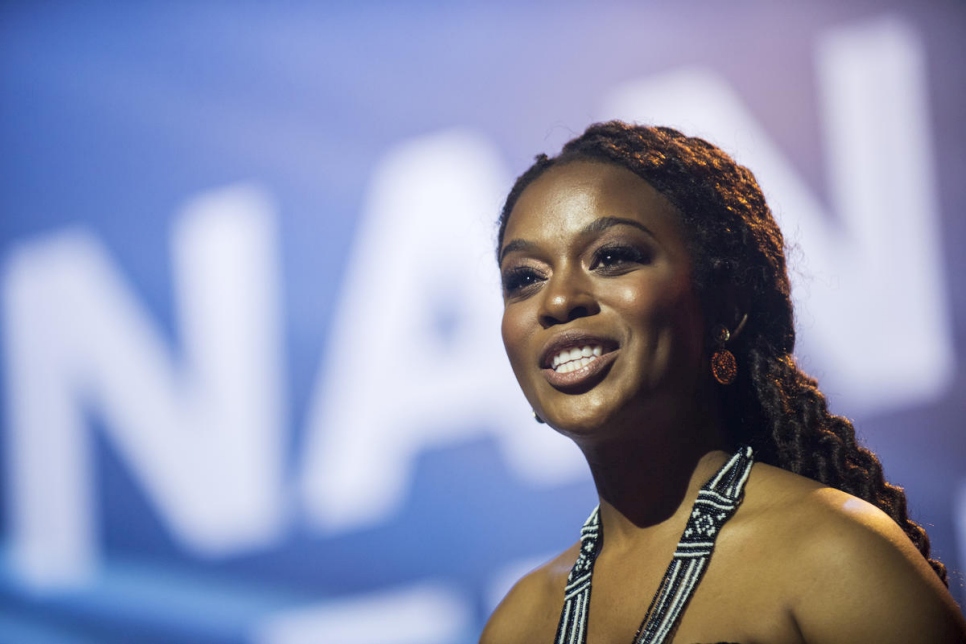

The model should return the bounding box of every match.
[583,217,654,237]
[499,217,655,264]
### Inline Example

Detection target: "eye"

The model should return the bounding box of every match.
[502,266,545,296]
[591,244,651,273]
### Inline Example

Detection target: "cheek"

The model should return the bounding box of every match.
[612,283,668,329]
[613,281,704,352]
[661,290,707,363]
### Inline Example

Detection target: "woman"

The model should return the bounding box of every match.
[481,122,966,643]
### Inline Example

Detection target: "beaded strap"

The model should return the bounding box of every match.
[553,446,754,644]
[554,506,602,644]
[634,445,754,643]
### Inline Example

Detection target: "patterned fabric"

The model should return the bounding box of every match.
[553,446,755,644]
[554,506,602,644]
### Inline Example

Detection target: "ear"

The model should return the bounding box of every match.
[730,312,749,341]
[709,280,749,341]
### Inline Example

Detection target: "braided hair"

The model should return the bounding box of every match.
[496,120,947,585]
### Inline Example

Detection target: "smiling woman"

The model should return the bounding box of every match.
[481,122,966,644]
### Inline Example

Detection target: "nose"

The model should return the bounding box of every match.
[538,266,600,328]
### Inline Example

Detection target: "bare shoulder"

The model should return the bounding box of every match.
[479,542,579,644]
[743,463,966,643]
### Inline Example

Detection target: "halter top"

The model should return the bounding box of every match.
[554,446,755,644]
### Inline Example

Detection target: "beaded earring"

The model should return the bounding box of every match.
[710,324,738,385]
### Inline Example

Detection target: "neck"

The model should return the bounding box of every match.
[577,402,732,546]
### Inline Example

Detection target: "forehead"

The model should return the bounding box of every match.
[504,161,684,245]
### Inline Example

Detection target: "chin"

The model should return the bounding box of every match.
[542,403,619,440]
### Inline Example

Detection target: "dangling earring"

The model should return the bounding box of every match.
[710,324,738,385]
[533,411,545,424]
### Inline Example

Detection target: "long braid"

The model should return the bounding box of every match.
[497,120,947,584]
[744,343,945,582]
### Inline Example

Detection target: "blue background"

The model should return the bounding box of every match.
[2,1,965,642]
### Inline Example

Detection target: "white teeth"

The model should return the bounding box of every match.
[551,345,605,373]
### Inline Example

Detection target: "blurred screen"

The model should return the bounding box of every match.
[1,2,964,642]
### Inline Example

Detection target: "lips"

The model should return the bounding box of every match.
[539,332,619,391]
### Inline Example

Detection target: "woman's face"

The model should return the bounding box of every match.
[499,161,708,439]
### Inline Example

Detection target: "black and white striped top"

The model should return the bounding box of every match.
[554,446,755,644]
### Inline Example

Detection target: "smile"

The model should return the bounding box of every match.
[541,337,619,391]
[551,345,604,373]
